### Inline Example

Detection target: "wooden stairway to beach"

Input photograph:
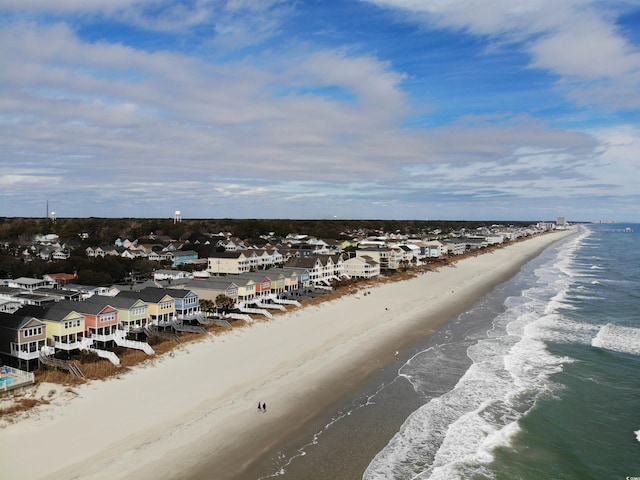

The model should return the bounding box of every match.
[39,351,84,378]
[170,320,207,335]
[114,330,155,355]
[144,325,181,344]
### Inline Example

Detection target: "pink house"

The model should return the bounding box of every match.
[58,300,119,345]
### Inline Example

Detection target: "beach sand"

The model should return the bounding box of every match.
[0,230,576,480]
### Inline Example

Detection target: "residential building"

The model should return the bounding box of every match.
[0,310,47,370]
[342,255,380,278]
[117,288,176,326]
[207,251,251,274]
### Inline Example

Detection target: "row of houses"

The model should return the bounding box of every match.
[0,284,207,371]
[0,256,347,370]
[1,222,554,372]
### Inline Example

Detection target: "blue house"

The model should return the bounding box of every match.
[164,288,200,318]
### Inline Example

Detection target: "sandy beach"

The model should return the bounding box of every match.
[0,229,576,480]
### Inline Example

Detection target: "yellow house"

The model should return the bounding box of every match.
[117,287,175,327]
[235,278,256,302]
[85,295,149,333]
[40,304,86,351]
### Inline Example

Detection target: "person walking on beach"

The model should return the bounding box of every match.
[258,402,261,412]
[262,402,266,412]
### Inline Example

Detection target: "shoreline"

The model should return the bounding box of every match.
[1,229,577,480]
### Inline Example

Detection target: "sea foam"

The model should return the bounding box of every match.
[591,324,640,356]
[365,227,587,480]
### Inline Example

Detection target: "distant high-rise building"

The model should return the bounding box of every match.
[557,217,566,226]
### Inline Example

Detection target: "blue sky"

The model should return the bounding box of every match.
[1,0,639,222]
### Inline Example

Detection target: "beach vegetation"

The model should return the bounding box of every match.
[0,398,50,421]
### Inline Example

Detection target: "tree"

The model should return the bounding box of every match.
[77,269,113,285]
[214,294,235,313]
[200,299,215,316]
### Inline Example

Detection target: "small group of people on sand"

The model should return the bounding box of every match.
[258,402,266,412]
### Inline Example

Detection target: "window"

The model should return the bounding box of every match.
[24,326,43,337]
[100,312,116,323]
[64,319,81,329]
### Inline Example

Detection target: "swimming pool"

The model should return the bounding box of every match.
[0,376,16,387]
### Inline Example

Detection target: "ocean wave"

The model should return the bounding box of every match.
[365,226,587,479]
[531,314,600,345]
[591,324,640,356]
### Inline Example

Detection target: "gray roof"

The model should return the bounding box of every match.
[0,310,46,330]
[85,294,146,309]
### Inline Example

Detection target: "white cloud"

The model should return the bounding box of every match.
[1,3,638,220]
[363,0,640,109]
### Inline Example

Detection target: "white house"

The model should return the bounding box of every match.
[342,255,380,278]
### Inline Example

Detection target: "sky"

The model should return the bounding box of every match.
[1,0,639,222]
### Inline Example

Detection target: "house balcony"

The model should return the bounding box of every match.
[53,340,83,351]
[10,347,42,361]
[121,321,146,334]
[90,332,115,342]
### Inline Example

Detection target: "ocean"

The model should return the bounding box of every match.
[248,225,640,480]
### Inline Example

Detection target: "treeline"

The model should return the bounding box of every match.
[0,253,160,286]
[0,217,532,247]
[0,217,535,284]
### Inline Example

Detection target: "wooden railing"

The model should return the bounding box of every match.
[113,330,154,355]
[38,350,84,378]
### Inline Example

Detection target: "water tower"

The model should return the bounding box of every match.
[50,211,57,222]
[174,210,182,223]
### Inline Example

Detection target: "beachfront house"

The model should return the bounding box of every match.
[21,304,87,353]
[283,254,344,286]
[117,288,176,327]
[226,277,256,303]
[85,295,149,333]
[283,256,324,285]
[162,288,200,319]
[422,240,446,258]
[181,278,241,304]
[461,237,489,251]
[0,311,47,371]
[443,239,466,255]
[265,268,301,293]
[61,300,120,347]
[234,273,277,298]
[342,255,380,278]
[355,247,402,272]
[317,254,344,281]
